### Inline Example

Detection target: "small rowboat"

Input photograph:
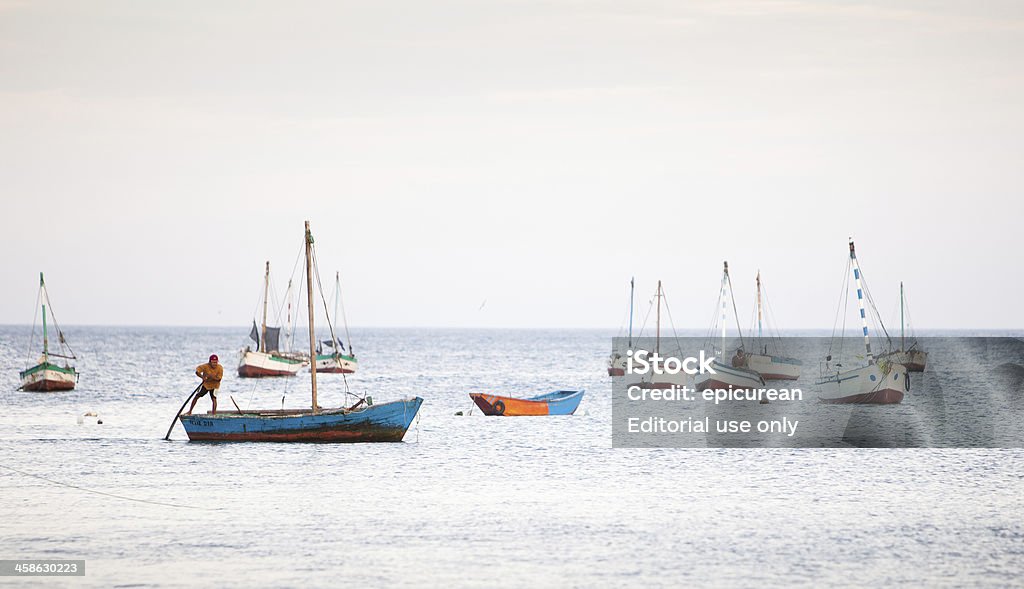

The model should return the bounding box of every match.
[470,390,584,416]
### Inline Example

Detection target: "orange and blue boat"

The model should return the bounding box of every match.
[469,390,584,416]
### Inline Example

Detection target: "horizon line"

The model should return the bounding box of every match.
[0,323,1020,332]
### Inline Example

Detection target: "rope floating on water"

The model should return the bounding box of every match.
[0,464,219,511]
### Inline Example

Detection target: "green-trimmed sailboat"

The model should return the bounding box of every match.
[238,261,306,378]
[19,273,79,392]
[315,271,358,374]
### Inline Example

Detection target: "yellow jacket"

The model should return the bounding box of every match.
[195,362,224,390]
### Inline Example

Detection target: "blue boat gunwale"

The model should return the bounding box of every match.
[181,397,422,421]
[525,389,585,403]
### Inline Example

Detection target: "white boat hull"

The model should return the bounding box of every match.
[744,353,802,380]
[882,350,927,372]
[608,353,627,376]
[626,369,691,389]
[238,349,304,378]
[315,354,358,374]
[19,363,77,392]
[695,360,765,391]
[816,362,909,404]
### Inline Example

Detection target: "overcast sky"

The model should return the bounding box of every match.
[1,1,1021,329]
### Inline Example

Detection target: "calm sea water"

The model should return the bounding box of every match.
[0,326,1022,587]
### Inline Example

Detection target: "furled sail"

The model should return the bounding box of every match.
[264,327,282,352]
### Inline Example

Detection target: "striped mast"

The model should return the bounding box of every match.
[849,239,873,364]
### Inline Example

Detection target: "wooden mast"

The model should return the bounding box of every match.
[40,273,48,359]
[305,221,318,412]
[260,261,269,353]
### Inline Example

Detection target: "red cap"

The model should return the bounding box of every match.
[209,354,219,362]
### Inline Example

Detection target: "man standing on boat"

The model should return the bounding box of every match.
[187,354,223,415]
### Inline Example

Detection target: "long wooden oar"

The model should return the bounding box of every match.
[164,384,202,441]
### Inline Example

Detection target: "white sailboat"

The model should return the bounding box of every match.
[881,282,927,372]
[607,277,634,376]
[19,273,79,392]
[627,280,690,389]
[238,261,306,378]
[739,271,802,380]
[817,240,909,404]
[315,271,359,374]
[695,262,766,392]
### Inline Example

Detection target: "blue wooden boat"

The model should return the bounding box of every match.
[179,397,423,442]
[470,389,584,416]
[170,221,423,443]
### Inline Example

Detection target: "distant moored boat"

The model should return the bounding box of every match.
[19,273,79,393]
[878,282,927,372]
[624,280,692,389]
[738,271,802,381]
[470,390,584,416]
[694,262,767,392]
[608,277,634,376]
[238,261,306,378]
[315,271,359,374]
[816,240,909,404]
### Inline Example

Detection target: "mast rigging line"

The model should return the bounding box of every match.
[309,237,357,397]
[334,272,354,354]
[759,281,788,353]
[41,282,75,360]
[631,290,657,343]
[856,263,892,346]
[25,285,41,367]
[614,280,632,339]
[658,289,687,358]
[284,240,307,351]
[704,282,723,345]
[828,257,851,359]
[725,268,746,350]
